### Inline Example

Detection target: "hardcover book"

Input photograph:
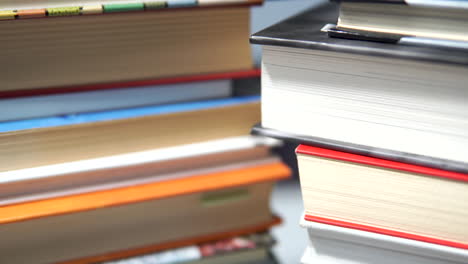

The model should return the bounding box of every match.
[250,3,468,166]
[0,0,261,11]
[0,96,260,171]
[251,124,468,174]
[0,136,280,205]
[300,217,468,264]
[296,144,468,250]
[0,78,232,121]
[0,1,259,92]
[0,69,260,121]
[333,0,468,42]
[0,69,260,98]
[101,232,276,264]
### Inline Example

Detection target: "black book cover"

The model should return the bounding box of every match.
[333,0,467,9]
[332,0,406,4]
[250,2,468,66]
[325,26,468,49]
[252,124,468,174]
[326,25,402,43]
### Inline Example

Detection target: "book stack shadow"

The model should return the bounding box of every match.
[0,1,292,263]
[250,1,468,263]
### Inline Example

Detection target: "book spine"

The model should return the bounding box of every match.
[16,9,46,18]
[0,0,258,21]
[102,3,146,13]
[335,0,468,9]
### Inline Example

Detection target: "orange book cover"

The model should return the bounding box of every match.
[0,162,290,224]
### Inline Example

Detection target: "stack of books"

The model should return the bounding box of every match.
[251,1,468,263]
[0,1,292,263]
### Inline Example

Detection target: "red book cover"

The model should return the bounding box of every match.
[0,69,260,99]
[297,144,468,250]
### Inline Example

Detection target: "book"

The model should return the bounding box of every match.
[334,0,468,42]
[0,136,280,205]
[0,69,262,121]
[0,96,260,171]
[300,217,468,264]
[103,248,278,264]
[0,67,259,96]
[0,0,262,11]
[0,65,259,99]
[296,144,468,249]
[101,232,275,264]
[324,24,468,50]
[251,124,468,174]
[250,3,468,165]
[0,160,290,264]
[0,2,257,92]
[0,78,234,122]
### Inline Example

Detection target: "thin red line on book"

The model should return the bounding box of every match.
[296,145,468,182]
[0,69,261,98]
[305,214,468,250]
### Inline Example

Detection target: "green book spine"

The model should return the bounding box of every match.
[47,7,81,16]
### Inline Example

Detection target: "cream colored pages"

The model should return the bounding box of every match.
[1,7,252,91]
[0,102,260,171]
[298,153,468,244]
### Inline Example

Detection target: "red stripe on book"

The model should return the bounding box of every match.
[304,214,468,250]
[0,69,261,98]
[296,145,468,182]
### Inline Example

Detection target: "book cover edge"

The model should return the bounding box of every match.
[304,214,468,250]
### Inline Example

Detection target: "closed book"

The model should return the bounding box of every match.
[0,77,234,122]
[300,217,468,264]
[0,2,258,92]
[250,3,468,166]
[0,136,280,205]
[296,144,468,249]
[0,160,290,264]
[333,0,468,42]
[251,124,468,174]
[0,68,260,98]
[0,0,261,11]
[0,96,260,171]
[100,232,275,264]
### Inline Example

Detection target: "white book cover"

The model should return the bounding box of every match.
[300,216,468,264]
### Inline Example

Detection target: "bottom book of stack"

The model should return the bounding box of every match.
[103,232,278,264]
[300,218,468,264]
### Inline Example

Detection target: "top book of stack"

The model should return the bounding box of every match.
[250,2,468,173]
[332,0,468,43]
[0,0,260,95]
